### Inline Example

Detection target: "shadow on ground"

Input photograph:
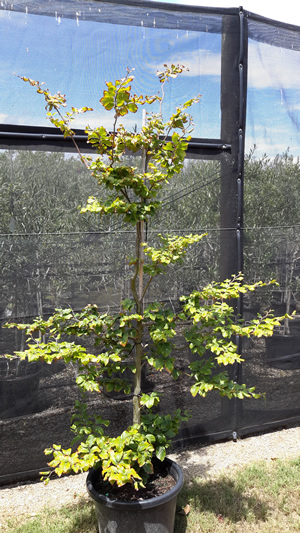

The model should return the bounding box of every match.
[175,476,269,532]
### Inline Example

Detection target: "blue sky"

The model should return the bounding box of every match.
[1,1,300,157]
[0,7,222,138]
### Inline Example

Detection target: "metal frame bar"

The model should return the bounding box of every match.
[0,129,231,152]
[232,6,248,439]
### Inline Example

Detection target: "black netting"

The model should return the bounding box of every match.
[0,1,299,484]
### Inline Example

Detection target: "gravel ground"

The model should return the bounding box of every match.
[0,426,299,527]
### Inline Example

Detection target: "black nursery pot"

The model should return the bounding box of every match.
[86,458,184,533]
[0,365,40,419]
[265,334,300,370]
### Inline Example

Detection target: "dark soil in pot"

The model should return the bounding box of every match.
[93,457,176,502]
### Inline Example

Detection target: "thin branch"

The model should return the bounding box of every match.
[142,275,154,300]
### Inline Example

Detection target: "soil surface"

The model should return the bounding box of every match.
[93,459,176,501]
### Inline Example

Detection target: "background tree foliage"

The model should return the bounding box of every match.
[243,148,300,314]
[1,146,299,334]
[0,151,126,339]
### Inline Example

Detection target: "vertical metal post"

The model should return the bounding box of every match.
[220,8,248,433]
[233,6,248,436]
[220,13,239,282]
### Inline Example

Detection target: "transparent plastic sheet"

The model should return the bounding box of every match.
[246,19,300,158]
[242,14,300,434]
[0,1,222,138]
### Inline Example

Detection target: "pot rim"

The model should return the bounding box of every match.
[86,457,183,510]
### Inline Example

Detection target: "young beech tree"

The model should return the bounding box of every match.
[5,66,286,489]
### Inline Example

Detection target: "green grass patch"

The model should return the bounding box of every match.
[175,455,300,532]
[3,456,300,533]
[2,498,96,533]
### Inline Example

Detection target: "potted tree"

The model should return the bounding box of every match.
[5,65,284,532]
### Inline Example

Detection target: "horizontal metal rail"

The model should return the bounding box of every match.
[0,130,231,151]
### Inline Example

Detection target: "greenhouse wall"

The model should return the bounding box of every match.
[0,0,299,484]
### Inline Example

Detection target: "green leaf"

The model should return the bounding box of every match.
[156,446,166,462]
[128,103,138,113]
[163,142,173,151]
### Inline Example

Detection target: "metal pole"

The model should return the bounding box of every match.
[219,8,248,433]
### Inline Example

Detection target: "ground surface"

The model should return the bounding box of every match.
[0,425,299,528]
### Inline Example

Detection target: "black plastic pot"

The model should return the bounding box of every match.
[265,334,300,370]
[0,363,40,419]
[0,373,40,419]
[86,458,183,533]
